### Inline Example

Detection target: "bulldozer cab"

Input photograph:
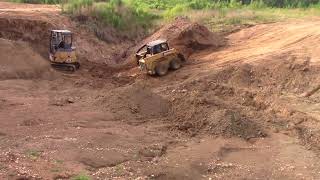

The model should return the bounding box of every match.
[50,30,74,54]
[136,39,170,63]
[136,39,185,76]
[147,40,170,55]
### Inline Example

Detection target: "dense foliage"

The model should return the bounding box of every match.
[13,0,320,8]
[12,0,59,4]
[127,0,320,9]
[13,0,320,30]
[58,0,320,30]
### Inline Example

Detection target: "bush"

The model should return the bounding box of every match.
[251,0,320,8]
[64,0,93,14]
[93,1,156,29]
[249,0,267,9]
[63,0,158,31]
[163,4,189,19]
[188,0,212,9]
[92,2,124,28]
[12,0,59,4]
[72,174,90,180]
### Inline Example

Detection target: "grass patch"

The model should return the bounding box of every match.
[54,159,64,164]
[72,174,91,180]
[178,7,320,33]
[25,149,41,160]
[201,9,278,33]
[62,0,93,15]
[163,4,189,20]
[51,167,62,173]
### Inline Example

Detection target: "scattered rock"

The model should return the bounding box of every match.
[66,98,75,104]
[20,119,43,126]
[78,150,128,169]
[0,132,6,136]
[139,144,167,159]
[50,97,77,106]
[53,173,73,180]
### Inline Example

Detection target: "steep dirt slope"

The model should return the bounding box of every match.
[194,19,320,67]
[0,38,56,79]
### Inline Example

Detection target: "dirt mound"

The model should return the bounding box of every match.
[143,17,225,58]
[165,51,320,139]
[168,80,266,139]
[216,52,316,94]
[97,83,171,119]
[204,109,265,139]
[0,38,56,80]
[121,85,171,117]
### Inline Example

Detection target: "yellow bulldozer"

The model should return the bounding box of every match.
[136,39,185,76]
[49,30,80,72]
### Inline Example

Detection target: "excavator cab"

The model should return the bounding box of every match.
[49,30,80,71]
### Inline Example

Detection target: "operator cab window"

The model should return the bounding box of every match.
[153,44,162,55]
[152,43,169,55]
[63,35,72,49]
[146,46,151,55]
[160,43,169,51]
[52,33,62,50]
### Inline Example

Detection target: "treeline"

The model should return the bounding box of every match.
[12,0,320,8]
[233,0,320,8]
[12,0,320,32]
[142,0,320,8]
[125,0,320,10]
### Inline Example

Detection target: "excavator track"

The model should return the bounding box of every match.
[51,62,80,72]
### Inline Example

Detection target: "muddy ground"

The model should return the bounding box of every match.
[2,2,320,180]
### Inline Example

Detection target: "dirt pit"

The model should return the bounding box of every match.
[0,38,56,80]
[3,2,320,179]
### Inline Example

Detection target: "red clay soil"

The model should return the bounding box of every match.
[2,2,320,180]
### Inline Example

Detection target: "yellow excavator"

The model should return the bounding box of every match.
[49,30,80,71]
